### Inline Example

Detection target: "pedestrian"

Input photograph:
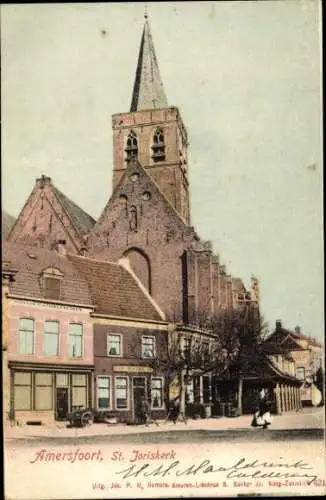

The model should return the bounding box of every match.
[168,397,180,424]
[251,389,272,429]
[140,397,151,426]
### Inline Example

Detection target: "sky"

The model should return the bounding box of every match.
[1,1,323,340]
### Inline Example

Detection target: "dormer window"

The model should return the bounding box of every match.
[125,131,138,163]
[40,267,63,300]
[152,128,165,162]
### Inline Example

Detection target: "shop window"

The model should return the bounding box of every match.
[97,376,111,410]
[18,318,34,355]
[35,372,53,410]
[44,320,60,356]
[115,376,128,409]
[151,378,164,409]
[296,367,305,380]
[68,323,83,358]
[72,374,87,410]
[107,334,122,356]
[56,373,69,387]
[14,372,32,410]
[141,336,156,358]
[152,128,165,162]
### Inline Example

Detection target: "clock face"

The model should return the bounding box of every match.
[130,173,139,182]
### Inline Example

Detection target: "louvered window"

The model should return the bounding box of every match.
[152,128,165,162]
[125,131,138,162]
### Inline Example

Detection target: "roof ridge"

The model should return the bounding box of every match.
[52,185,96,235]
[67,253,120,267]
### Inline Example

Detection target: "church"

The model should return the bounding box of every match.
[6,14,259,324]
[3,15,277,423]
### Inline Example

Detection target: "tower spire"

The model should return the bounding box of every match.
[130,15,168,112]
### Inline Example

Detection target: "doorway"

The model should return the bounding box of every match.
[56,387,69,420]
[132,376,147,423]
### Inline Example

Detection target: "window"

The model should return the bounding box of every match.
[72,374,87,410]
[40,267,63,300]
[152,128,165,162]
[107,334,122,356]
[69,323,83,358]
[202,341,210,362]
[35,372,53,410]
[151,378,164,409]
[18,318,34,355]
[115,376,128,409]
[44,320,59,356]
[182,337,191,358]
[203,376,211,404]
[141,336,156,358]
[14,372,32,410]
[97,376,111,410]
[296,367,305,381]
[125,131,138,162]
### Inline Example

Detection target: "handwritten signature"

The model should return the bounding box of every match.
[115,457,318,484]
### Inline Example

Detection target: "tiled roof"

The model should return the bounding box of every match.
[2,241,92,306]
[267,327,322,349]
[67,254,162,322]
[52,186,96,235]
[2,211,16,240]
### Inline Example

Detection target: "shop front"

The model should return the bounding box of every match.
[95,365,166,423]
[9,362,93,425]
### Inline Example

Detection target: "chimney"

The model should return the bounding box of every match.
[294,326,301,334]
[56,239,66,256]
[276,319,282,329]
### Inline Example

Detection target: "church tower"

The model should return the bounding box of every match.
[112,14,190,224]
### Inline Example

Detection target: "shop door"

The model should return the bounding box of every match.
[132,377,147,423]
[56,387,69,420]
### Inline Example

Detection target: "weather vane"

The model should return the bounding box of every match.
[144,3,148,20]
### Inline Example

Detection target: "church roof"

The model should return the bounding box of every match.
[130,16,168,112]
[52,185,96,235]
[67,254,163,322]
[2,210,16,240]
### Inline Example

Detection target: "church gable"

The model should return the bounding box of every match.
[88,159,193,257]
[7,175,95,253]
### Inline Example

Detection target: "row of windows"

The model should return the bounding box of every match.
[97,376,164,410]
[14,372,87,411]
[17,319,157,360]
[18,319,83,358]
[125,128,166,163]
[107,334,156,359]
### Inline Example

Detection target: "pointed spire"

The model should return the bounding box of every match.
[130,15,168,112]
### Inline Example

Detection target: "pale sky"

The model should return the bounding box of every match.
[1,2,323,340]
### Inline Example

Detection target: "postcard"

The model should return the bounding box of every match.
[2,2,325,499]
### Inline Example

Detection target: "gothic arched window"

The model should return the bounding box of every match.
[152,128,165,162]
[125,131,138,163]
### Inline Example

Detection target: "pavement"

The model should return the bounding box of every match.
[4,406,324,441]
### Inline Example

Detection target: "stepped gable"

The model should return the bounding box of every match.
[66,253,163,322]
[2,241,92,305]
